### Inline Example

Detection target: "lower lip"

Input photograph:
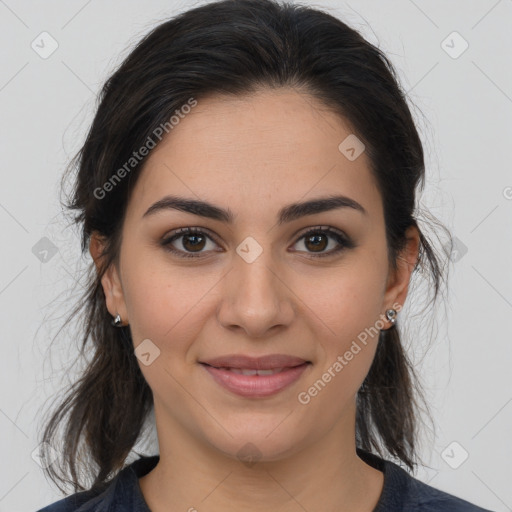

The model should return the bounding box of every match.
[201,362,310,398]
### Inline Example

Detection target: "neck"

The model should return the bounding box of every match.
[139,400,384,512]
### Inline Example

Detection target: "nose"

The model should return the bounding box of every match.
[216,248,295,338]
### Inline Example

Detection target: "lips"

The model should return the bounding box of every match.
[201,361,311,398]
[225,367,285,376]
[199,353,309,371]
[199,354,312,397]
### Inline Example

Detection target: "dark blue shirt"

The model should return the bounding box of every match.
[36,449,494,511]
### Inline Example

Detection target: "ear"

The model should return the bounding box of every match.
[382,224,420,320]
[89,231,129,326]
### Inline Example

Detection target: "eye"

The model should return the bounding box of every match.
[160,226,355,259]
[291,226,355,258]
[160,227,220,259]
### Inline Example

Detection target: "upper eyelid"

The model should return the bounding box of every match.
[166,226,220,244]
[163,225,350,248]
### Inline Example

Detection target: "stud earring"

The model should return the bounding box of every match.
[385,308,397,326]
[112,313,123,327]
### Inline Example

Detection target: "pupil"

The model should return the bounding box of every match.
[307,234,326,252]
[184,234,204,251]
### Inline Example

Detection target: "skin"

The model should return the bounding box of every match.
[90,87,420,512]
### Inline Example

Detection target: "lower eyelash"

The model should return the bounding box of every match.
[161,227,213,259]
[299,227,355,258]
[161,227,354,259]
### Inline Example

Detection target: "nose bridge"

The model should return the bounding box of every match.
[218,236,293,335]
[234,239,281,310]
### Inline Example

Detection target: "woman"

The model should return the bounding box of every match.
[36,0,493,510]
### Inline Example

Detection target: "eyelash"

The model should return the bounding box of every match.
[160,226,355,260]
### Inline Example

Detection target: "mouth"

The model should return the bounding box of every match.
[199,361,312,398]
[200,363,307,375]
[199,353,310,371]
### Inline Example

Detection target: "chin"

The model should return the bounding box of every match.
[203,426,307,466]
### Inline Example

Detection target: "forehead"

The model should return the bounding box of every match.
[126,88,382,223]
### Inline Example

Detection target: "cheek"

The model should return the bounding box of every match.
[120,257,212,403]
[300,262,386,342]
[120,250,217,353]
[295,256,387,398]
[295,288,383,423]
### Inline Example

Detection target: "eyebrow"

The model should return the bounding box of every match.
[142,194,367,225]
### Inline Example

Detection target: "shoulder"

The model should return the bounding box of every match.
[357,449,495,512]
[404,473,495,511]
[36,455,159,512]
[35,487,106,512]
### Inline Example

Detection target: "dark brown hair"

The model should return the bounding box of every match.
[38,0,450,495]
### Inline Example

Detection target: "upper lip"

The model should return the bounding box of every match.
[200,354,309,370]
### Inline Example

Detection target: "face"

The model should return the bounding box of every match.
[92,88,418,463]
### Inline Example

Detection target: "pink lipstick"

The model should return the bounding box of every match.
[199,354,311,398]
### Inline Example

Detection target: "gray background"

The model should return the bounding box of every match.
[0,0,510,511]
